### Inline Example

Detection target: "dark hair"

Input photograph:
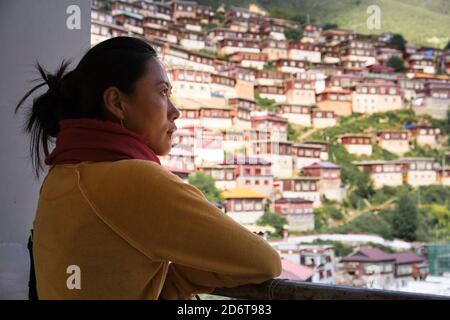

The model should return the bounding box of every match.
[15,36,158,176]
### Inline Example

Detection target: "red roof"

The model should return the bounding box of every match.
[251,114,288,123]
[319,88,352,94]
[341,247,395,262]
[389,252,426,265]
[303,161,341,170]
[224,156,271,166]
[277,259,314,281]
[275,197,314,204]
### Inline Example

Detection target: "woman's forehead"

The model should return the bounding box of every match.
[144,58,170,86]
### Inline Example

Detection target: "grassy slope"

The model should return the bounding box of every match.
[197,0,450,48]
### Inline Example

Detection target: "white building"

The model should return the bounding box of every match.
[311,110,337,129]
[339,134,373,157]
[278,104,312,127]
[222,188,266,225]
[377,131,411,155]
[274,177,321,208]
[400,158,439,187]
[251,141,293,178]
[169,68,212,100]
[161,45,216,73]
[285,79,316,106]
[352,82,404,114]
[288,43,322,63]
[355,160,404,189]
[291,144,322,171]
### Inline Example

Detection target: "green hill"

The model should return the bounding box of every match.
[199,0,450,48]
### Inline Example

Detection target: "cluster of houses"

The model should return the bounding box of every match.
[272,242,429,291]
[275,243,337,284]
[338,247,429,290]
[92,0,450,117]
[91,0,450,232]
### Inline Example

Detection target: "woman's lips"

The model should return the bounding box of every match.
[167,126,177,135]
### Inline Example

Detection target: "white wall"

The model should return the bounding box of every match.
[0,0,91,299]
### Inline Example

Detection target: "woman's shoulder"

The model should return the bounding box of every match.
[68,159,190,204]
[80,159,183,187]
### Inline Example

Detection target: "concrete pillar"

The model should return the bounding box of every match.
[0,0,90,299]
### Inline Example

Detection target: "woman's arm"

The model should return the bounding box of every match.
[83,160,281,299]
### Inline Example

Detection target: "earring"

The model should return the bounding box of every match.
[120,119,124,128]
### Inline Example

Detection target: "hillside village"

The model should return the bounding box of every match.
[90,0,450,293]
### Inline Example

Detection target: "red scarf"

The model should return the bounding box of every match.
[45,118,161,166]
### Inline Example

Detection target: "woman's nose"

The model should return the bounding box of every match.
[169,101,180,121]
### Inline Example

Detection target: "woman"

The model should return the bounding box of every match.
[16,37,281,300]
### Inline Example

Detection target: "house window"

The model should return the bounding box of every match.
[234,202,242,211]
[243,201,254,211]
[383,264,393,273]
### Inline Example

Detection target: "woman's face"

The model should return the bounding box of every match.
[121,57,180,156]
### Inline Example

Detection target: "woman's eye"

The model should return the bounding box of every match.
[161,88,171,97]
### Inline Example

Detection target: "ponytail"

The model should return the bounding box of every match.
[15,60,73,177]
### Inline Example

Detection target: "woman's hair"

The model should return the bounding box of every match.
[15,36,158,176]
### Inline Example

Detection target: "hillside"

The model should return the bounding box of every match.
[198,0,450,48]
[288,108,450,242]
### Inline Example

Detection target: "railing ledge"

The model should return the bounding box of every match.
[211,279,450,300]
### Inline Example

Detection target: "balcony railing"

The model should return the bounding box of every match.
[211,279,450,300]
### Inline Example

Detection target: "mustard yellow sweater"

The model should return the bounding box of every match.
[33,160,281,299]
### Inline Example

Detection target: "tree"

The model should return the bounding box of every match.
[386,56,406,72]
[257,201,288,237]
[287,123,299,142]
[445,39,450,50]
[262,61,276,71]
[98,0,111,11]
[355,172,375,200]
[391,194,418,241]
[254,92,278,112]
[445,108,450,135]
[269,7,308,24]
[431,204,450,241]
[285,28,303,42]
[333,212,393,240]
[323,23,338,30]
[390,34,407,51]
[188,172,223,203]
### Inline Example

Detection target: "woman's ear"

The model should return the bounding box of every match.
[103,86,126,121]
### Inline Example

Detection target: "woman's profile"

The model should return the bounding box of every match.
[15,36,281,300]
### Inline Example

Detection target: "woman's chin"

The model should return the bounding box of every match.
[157,141,172,156]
